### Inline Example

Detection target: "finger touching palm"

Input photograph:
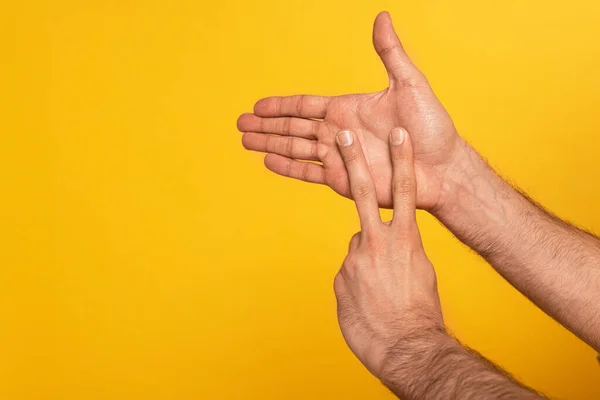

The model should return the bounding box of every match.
[237,11,462,210]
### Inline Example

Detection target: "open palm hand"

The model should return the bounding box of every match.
[237,12,463,210]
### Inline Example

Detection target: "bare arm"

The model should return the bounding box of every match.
[381,329,542,399]
[238,6,600,367]
[334,127,542,399]
[435,140,600,350]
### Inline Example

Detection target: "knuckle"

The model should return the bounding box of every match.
[275,96,283,115]
[389,72,429,91]
[393,178,414,196]
[376,42,401,58]
[300,162,310,181]
[274,138,287,154]
[283,157,292,177]
[285,137,295,156]
[352,183,373,201]
[394,76,423,90]
[345,252,370,270]
[391,145,405,161]
[283,118,291,135]
[342,254,354,268]
[342,254,357,270]
[333,271,345,294]
[343,148,361,164]
[296,94,305,115]
[265,135,277,152]
[348,232,361,249]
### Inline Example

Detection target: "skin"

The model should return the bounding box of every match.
[436,142,600,351]
[333,127,444,377]
[237,11,460,210]
[334,127,541,398]
[238,9,600,397]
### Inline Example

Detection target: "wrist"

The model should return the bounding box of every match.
[430,138,478,218]
[427,137,536,262]
[430,137,517,227]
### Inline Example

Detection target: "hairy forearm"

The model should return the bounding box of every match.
[435,140,600,349]
[380,329,542,399]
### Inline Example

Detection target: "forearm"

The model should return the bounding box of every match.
[435,140,600,349]
[380,329,542,399]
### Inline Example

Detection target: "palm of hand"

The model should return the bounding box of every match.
[237,12,461,210]
[317,86,458,209]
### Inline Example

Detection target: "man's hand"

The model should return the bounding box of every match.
[333,126,443,376]
[237,12,462,210]
[333,127,543,399]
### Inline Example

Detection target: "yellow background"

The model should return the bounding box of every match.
[2,0,600,398]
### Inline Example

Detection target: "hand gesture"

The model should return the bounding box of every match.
[237,12,463,210]
[332,127,444,377]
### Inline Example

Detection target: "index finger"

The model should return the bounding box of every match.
[336,130,381,230]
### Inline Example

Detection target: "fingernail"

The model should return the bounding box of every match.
[337,130,353,147]
[390,128,405,145]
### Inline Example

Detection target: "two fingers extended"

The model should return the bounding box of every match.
[336,127,416,231]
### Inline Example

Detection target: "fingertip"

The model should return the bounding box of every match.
[373,10,421,88]
[253,98,269,115]
[376,10,391,23]
[236,113,253,131]
[336,130,354,148]
[241,132,249,149]
[389,127,414,164]
[390,127,406,146]
[263,152,277,169]
[374,10,394,37]
[263,152,275,162]
[241,131,253,150]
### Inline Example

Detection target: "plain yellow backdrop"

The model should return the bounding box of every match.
[2,0,600,398]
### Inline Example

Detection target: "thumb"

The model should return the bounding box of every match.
[372,11,422,88]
